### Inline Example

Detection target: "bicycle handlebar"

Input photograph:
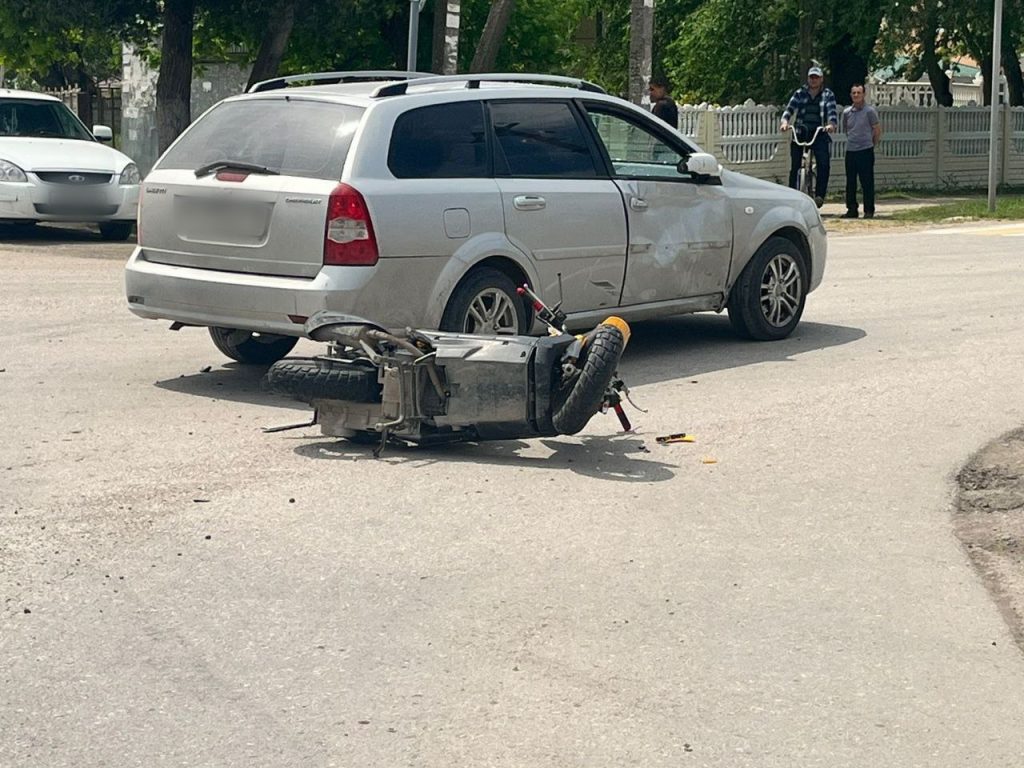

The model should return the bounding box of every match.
[789,125,827,146]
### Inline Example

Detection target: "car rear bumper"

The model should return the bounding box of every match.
[0,180,138,222]
[124,248,445,335]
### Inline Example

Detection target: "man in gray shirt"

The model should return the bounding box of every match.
[841,83,882,218]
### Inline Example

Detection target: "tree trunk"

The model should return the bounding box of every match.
[826,34,867,105]
[1003,41,1024,106]
[980,54,993,106]
[469,0,515,73]
[432,0,461,74]
[156,0,196,152]
[917,5,953,106]
[245,0,298,91]
[798,0,813,78]
[628,0,653,106]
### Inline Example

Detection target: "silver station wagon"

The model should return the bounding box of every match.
[125,72,826,364]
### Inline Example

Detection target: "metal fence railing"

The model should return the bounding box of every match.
[677,103,1024,190]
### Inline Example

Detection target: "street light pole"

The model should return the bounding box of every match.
[988,0,1004,212]
[407,0,425,72]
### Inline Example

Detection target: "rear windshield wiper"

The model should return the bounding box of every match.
[194,160,280,178]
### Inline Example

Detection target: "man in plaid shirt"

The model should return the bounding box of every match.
[779,66,838,207]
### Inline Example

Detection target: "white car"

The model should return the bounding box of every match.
[126,72,826,364]
[0,88,140,240]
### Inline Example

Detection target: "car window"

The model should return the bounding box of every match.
[586,108,690,180]
[156,98,363,180]
[0,99,94,141]
[388,102,487,178]
[489,101,599,178]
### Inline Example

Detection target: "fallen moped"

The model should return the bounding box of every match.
[264,286,638,454]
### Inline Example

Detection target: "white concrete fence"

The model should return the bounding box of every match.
[678,103,1024,190]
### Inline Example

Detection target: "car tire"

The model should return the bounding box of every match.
[265,357,381,403]
[99,221,134,241]
[209,327,299,365]
[727,236,808,341]
[439,267,529,336]
[552,323,626,435]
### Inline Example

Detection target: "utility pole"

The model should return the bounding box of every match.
[431,0,461,74]
[628,0,654,106]
[988,0,1004,212]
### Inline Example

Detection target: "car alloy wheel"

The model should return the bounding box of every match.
[760,252,803,327]
[463,287,521,335]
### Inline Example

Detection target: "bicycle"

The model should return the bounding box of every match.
[789,125,827,201]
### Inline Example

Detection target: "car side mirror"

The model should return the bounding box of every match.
[93,125,113,142]
[678,151,721,179]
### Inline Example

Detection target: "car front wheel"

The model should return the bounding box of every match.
[727,236,808,340]
[209,327,299,365]
[439,267,529,335]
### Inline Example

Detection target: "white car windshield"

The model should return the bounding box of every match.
[0,98,95,141]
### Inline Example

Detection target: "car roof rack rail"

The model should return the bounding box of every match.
[248,71,433,94]
[372,73,607,98]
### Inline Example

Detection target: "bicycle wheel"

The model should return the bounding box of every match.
[803,153,816,198]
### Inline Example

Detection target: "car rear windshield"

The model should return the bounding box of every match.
[156,98,364,180]
[0,98,95,140]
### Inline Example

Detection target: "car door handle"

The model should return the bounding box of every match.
[513,195,546,211]
[629,196,649,211]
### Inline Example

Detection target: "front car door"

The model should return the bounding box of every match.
[487,99,627,314]
[582,103,734,306]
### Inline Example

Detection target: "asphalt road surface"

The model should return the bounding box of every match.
[2,221,1024,767]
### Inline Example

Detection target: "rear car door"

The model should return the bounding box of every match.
[139,97,363,278]
[487,99,627,314]
[582,103,734,305]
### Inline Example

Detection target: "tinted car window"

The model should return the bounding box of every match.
[489,101,598,178]
[156,98,363,180]
[388,102,487,178]
[0,99,94,140]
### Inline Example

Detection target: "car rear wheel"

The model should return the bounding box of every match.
[99,221,134,241]
[209,327,299,365]
[727,237,807,341]
[440,267,529,336]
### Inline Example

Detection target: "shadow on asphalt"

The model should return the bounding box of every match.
[152,315,864,420]
[0,222,135,245]
[621,314,865,384]
[154,363,308,411]
[291,434,677,482]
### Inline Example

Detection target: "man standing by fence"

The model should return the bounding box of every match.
[841,83,881,218]
[779,66,837,207]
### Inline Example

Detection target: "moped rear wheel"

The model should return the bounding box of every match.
[552,324,626,435]
[265,357,381,403]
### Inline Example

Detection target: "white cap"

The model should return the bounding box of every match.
[807,66,823,77]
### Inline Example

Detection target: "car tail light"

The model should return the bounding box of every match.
[324,183,378,266]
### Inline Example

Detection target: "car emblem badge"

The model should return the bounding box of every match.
[68,174,86,183]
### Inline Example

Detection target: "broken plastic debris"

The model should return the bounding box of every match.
[656,433,695,444]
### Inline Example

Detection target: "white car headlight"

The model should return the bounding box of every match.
[120,163,141,185]
[0,159,28,182]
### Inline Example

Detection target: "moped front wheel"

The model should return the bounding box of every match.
[552,323,626,435]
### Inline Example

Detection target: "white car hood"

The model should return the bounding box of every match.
[0,137,134,173]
